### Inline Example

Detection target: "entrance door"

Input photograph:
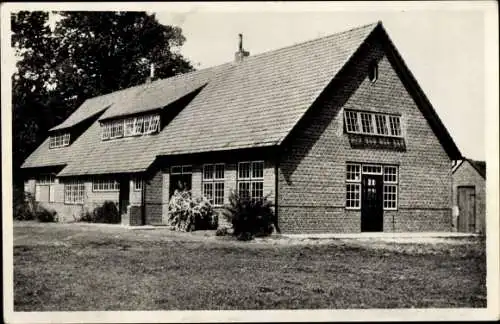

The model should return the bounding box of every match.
[119,177,130,218]
[457,186,476,232]
[361,174,383,232]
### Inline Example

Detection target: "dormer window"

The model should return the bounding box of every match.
[369,61,378,83]
[101,113,160,141]
[49,133,70,148]
[344,110,402,138]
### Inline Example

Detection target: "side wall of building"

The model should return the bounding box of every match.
[452,162,486,234]
[277,37,453,233]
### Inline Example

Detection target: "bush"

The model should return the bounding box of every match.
[13,191,37,221]
[215,226,229,236]
[221,190,275,240]
[35,205,58,222]
[79,201,120,224]
[168,190,217,231]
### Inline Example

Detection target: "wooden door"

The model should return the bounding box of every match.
[457,186,476,232]
[361,174,384,232]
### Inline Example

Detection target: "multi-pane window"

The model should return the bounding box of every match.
[388,116,402,137]
[101,113,160,140]
[92,178,120,192]
[345,163,398,210]
[375,115,388,135]
[133,176,143,191]
[36,174,55,185]
[238,161,264,201]
[345,164,361,209]
[344,110,402,138]
[360,113,373,133]
[64,180,85,204]
[202,164,225,206]
[383,166,398,210]
[49,133,70,148]
[344,110,360,133]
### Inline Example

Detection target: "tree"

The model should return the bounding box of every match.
[11,11,194,186]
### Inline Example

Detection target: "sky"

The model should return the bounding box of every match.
[151,4,489,161]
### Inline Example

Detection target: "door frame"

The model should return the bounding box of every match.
[457,185,476,233]
[360,174,384,232]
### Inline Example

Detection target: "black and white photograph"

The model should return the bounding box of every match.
[2,1,499,323]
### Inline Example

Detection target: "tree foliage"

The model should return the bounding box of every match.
[11,11,194,183]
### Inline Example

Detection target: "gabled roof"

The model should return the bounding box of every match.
[22,21,462,176]
[453,158,486,179]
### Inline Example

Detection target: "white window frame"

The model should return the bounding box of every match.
[343,110,402,138]
[92,178,120,192]
[133,176,143,191]
[345,163,399,211]
[101,113,160,140]
[171,165,192,175]
[237,161,264,201]
[64,180,85,204]
[49,133,71,148]
[202,163,225,206]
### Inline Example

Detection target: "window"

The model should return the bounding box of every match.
[202,164,224,206]
[133,176,143,191]
[375,115,388,135]
[369,62,378,83]
[344,110,402,138]
[388,116,401,137]
[238,161,264,201]
[345,163,398,210]
[101,113,160,140]
[36,174,55,185]
[360,113,373,134]
[92,178,120,192]
[383,166,398,210]
[64,180,85,204]
[344,110,359,133]
[170,165,192,196]
[49,133,71,148]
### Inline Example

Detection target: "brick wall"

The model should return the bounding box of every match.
[452,161,486,234]
[278,37,453,233]
[153,156,276,228]
[144,169,163,225]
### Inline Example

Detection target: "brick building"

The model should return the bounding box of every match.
[452,159,486,234]
[21,21,462,233]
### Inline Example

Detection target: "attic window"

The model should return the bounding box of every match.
[369,62,378,83]
[101,113,160,140]
[344,110,402,138]
[49,133,70,148]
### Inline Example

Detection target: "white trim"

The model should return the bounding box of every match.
[343,110,403,138]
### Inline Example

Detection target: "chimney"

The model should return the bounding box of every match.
[146,63,155,83]
[234,33,250,63]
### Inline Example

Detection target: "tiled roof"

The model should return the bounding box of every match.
[467,159,486,179]
[24,22,379,175]
[150,22,378,156]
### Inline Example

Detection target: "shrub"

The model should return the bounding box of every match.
[168,190,217,231]
[221,190,275,240]
[215,226,229,236]
[79,201,120,224]
[94,201,120,224]
[35,205,58,222]
[13,191,37,221]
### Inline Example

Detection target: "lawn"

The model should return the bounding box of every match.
[13,222,486,311]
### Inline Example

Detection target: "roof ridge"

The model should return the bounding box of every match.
[237,21,380,63]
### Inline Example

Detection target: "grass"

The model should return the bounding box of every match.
[13,221,486,311]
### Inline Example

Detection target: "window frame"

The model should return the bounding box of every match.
[343,110,402,138]
[345,162,399,211]
[202,163,225,206]
[92,178,120,192]
[237,161,264,201]
[64,179,85,205]
[133,176,143,191]
[101,113,160,140]
[49,133,71,148]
